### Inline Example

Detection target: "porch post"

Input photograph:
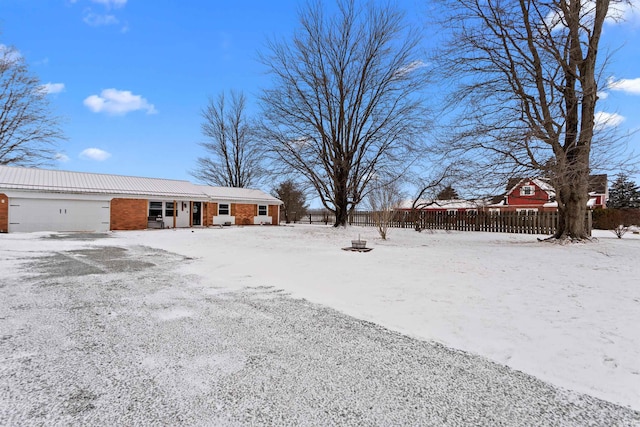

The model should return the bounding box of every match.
[173,200,177,229]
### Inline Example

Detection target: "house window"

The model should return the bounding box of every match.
[165,202,176,217]
[516,208,538,215]
[520,185,535,196]
[258,205,268,216]
[466,209,477,215]
[149,201,162,218]
[219,203,230,215]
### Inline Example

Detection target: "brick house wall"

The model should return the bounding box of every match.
[203,202,217,227]
[268,204,279,225]
[0,193,7,233]
[234,203,256,225]
[110,198,148,230]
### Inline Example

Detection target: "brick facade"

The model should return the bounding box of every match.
[110,198,148,230]
[269,204,279,225]
[234,203,256,225]
[0,193,7,233]
[203,202,217,227]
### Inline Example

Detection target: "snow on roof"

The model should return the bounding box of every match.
[398,199,490,210]
[543,198,597,208]
[0,165,281,203]
[197,185,282,204]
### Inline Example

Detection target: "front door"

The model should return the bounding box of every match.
[192,202,201,226]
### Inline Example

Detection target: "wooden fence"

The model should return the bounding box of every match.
[305,209,592,236]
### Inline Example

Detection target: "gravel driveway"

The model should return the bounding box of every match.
[1,235,639,426]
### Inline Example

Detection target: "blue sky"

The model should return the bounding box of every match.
[1,0,640,191]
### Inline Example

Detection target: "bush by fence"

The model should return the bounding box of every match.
[592,208,640,230]
[305,209,592,236]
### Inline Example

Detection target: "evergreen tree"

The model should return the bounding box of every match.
[608,174,640,209]
[273,180,308,223]
[437,185,459,200]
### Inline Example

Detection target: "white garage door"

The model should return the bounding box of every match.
[8,198,110,233]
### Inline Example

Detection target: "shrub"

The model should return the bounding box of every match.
[592,208,640,237]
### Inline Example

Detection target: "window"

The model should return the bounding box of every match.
[218,203,230,215]
[165,202,176,217]
[466,209,477,215]
[516,208,538,215]
[258,205,268,216]
[520,185,535,196]
[149,201,162,218]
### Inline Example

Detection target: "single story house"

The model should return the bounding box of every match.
[396,198,490,214]
[0,165,282,233]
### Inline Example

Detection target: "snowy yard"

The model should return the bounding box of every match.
[1,224,639,423]
[123,225,640,410]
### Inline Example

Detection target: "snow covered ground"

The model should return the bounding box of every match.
[2,225,639,413]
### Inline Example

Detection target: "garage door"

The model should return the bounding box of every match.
[8,198,110,233]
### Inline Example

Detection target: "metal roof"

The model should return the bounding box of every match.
[0,165,281,203]
[197,185,282,204]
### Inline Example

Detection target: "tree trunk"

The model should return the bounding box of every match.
[333,166,350,227]
[333,196,349,227]
[553,171,590,240]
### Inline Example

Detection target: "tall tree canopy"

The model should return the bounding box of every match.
[260,0,429,227]
[434,0,612,240]
[192,91,263,188]
[0,44,65,167]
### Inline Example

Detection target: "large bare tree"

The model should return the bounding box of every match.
[192,91,263,188]
[434,0,612,240]
[0,44,65,167]
[259,0,429,227]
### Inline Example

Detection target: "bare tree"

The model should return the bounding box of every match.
[367,180,403,240]
[192,91,263,188]
[433,0,614,241]
[259,0,429,227]
[0,44,65,166]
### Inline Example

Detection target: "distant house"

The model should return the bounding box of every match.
[491,175,608,213]
[396,198,490,214]
[396,174,608,216]
[0,165,282,233]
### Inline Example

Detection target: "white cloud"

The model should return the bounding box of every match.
[83,11,119,26]
[544,0,639,32]
[83,88,157,115]
[91,0,127,8]
[39,83,65,95]
[80,148,112,161]
[607,77,640,95]
[597,91,608,100]
[55,153,70,162]
[606,0,640,23]
[393,60,427,79]
[594,111,625,129]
